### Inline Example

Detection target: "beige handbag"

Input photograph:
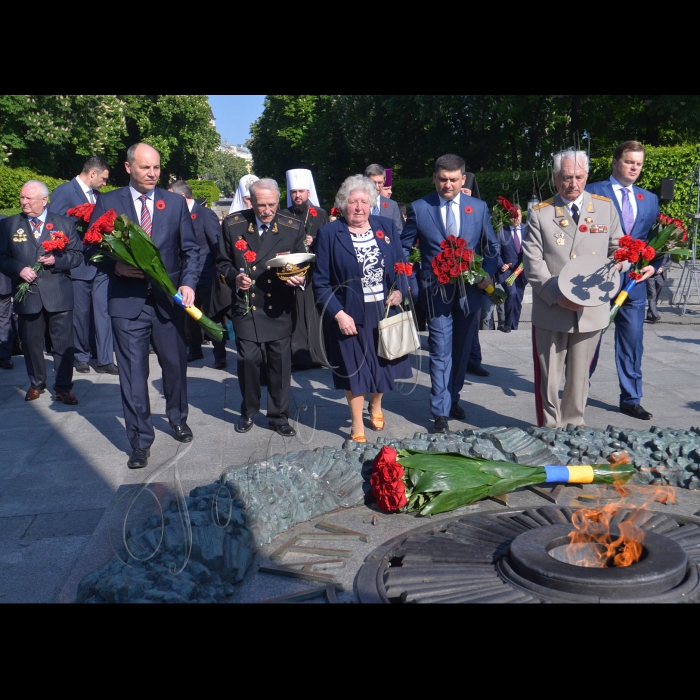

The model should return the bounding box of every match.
[377,309,420,360]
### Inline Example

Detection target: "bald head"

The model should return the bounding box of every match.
[125,143,161,194]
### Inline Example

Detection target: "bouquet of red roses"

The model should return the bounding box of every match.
[491,195,520,232]
[370,445,634,516]
[84,210,223,341]
[66,203,95,236]
[14,231,70,303]
[431,234,506,304]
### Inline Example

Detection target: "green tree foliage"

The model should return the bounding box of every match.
[188,179,220,206]
[206,150,249,197]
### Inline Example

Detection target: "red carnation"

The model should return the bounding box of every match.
[629,271,643,281]
[382,202,388,208]
[642,246,656,261]
[309,207,317,217]
[579,225,588,233]
[243,251,257,263]
[330,206,342,218]
[45,223,54,231]
[191,213,197,220]
[41,231,69,252]
[636,193,644,200]
[67,203,95,223]
[376,230,384,238]
[394,262,406,275]
[619,235,633,247]
[405,263,413,276]
[465,206,473,214]
[614,249,628,262]
[235,240,248,251]
[155,200,165,210]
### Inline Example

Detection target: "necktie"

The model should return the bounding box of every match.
[260,223,268,237]
[571,203,580,225]
[30,217,41,238]
[139,195,152,236]
[513,226,521,253]
[87,190,95,205]
[445,200,456,235]
[621,187,634,234]
[371,204,379,216]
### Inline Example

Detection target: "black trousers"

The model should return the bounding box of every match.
[20,308,74,391]
[236,335,291,426]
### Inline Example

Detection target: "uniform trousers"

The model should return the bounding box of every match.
[532,326,600,429]
[236,335,291,427]
[111,296,189,450]
[20,308,74,391]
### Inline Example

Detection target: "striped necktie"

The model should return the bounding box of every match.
[30,217,41,238]
[139,195,152,236]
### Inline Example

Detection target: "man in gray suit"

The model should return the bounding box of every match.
[0,181,82,403]
[523,150,624,429]
[364,164,404,235]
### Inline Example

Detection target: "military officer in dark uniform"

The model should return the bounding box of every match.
[217,178,306,437]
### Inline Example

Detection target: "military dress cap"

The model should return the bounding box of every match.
[266,252,315,281]
[558,255,620,307]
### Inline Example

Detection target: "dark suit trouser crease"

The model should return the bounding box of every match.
[73,273,114,365]
[20,308,74,391]
[236,335,291,426]
[0,294,14,360]
[112,298,189,450]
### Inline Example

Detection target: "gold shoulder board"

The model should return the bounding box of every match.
[533,198,554,211]
[590,194,612,202]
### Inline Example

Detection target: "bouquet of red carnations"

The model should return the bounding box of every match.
[14,231,71,303]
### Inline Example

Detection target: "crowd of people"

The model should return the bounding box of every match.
[0,140,665,469]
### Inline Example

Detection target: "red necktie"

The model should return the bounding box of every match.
[139,195,152,236]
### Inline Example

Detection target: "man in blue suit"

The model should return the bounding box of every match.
[401,154,500,433]
[88,143,200,469]
[495,202,527,332]
[365,164,404,236]
[586,140,660,420]
[49,157,118,376]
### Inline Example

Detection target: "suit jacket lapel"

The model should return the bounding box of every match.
[336,220,357,259]
[122,188,138,222]
[72,179,90,204]
[426,193,446,238]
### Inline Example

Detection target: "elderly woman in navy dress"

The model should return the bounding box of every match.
[313,175,412,442]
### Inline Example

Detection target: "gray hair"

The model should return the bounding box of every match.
[24,180,49,198]
[364,163,385,179]
[168,179,194,198]
[552,149,589,175]
[249,178,279,197]
[335,175,378,213]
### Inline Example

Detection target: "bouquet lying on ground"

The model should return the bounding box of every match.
[370,445,635,516]
[608,214,690,325]
[14,230,70,303]
[431,234,506,304]
[85,210,223,341]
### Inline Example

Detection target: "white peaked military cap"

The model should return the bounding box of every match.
[286,168,320,208]
[229,174,259,213]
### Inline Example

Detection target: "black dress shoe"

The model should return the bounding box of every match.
[128,447,150,469]
[433,416,449,433]
[646,317,660,324]
[213,359,227,370]
[95,363,119,375]
[466,364,490,377]
[449,402,466,420]
[0,359,13,370]
[236,416,254,433]
[170,421,193,442]
[271,423,296,437]
[187,351,204,362]
[500,326,511,333]
[74,361,90,373]
[620,404,652,420]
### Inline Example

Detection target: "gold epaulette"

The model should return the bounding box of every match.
[590,194,612,202]
[225,213,247,226]
[533,198,554,211]
[278,216,302,230]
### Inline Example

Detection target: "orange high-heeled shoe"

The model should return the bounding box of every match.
[351,432,367,442]
[369,412,385,431]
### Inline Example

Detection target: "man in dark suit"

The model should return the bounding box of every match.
[586,140,660,421]
[365,164,404,235]
[495,202,527,332]
[0,214,14,370]
[168,180,228,369]
[88,143,200,469]
[401,154,500,433]
[0,181,82,403]
[48,156,118,376]
[217,178,306,437]
[280,168,328,369]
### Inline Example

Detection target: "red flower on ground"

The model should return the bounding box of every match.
[243,251,257,263]
[465,206,473,214]
[191,213,197,220]
[45,223,54,231]
[376,230,384,238]
[636,193,644,200]
[235,240,248,251]
[370,446,407,513]
[155,200,165,210]
[309,207,317,217]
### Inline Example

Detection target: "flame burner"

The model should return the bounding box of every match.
[357,506,700,603]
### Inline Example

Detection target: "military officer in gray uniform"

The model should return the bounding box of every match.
[217,179,306,437]
[523,150,625,429]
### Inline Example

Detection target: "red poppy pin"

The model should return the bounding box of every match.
[376,230,385,238]
[191,213,197,220]
[579,224,588,233]
[636,193,644,201]
[156,200,166,210]
[382,202,388,208]
[45,222,54,230]
[465,206,473,214]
